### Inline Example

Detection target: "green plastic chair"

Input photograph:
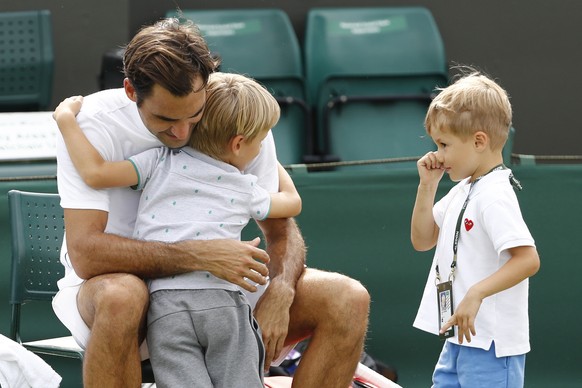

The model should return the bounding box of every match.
[8,190,82,359]
[8,190,155,382]
[166,8,312,165]
[305,7,448,162]
[0,10,54,112]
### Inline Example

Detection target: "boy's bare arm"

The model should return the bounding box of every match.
[268,163,302,218]
[54,96,138,189]
[411,182,440,251]
[411,152,444,251]
[441,245,540,343]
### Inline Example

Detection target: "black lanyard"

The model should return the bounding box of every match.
[435,164,522,284]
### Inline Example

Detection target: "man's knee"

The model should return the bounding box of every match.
[297,269,370,327]
[329,274,370,328]
[82,273,149,325]
[342,276,370,316]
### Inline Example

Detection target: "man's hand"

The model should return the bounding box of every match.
[253,279,295,369]
[184,237,270,292]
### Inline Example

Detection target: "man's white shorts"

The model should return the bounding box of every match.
[52,283,150,359]
[52,280,292,364]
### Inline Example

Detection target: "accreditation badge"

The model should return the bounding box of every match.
[436,281,455,339]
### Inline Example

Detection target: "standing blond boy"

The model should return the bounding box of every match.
[411,71,540,387]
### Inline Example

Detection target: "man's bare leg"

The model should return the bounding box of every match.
[77,273,149,388]
[286,268,370,387]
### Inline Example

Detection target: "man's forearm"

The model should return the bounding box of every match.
[68,230,217,279]
[65,206,271,290]
[260,217,306,293]
[70,231,271,291]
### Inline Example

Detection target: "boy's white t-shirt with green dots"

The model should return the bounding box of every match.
[129,146,272,294]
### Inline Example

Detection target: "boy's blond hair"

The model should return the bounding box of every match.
[189,72,280,159]
[425,72,512,151]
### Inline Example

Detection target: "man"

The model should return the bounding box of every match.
[53,18,370,387]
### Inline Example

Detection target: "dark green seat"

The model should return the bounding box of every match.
[0,10,54,112]
[166,8,311,165]
[8,190,154,382]
[8,190,83,359]
[305,7,448,162]
[504,126,516,165]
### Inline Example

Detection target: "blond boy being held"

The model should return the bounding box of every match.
[411,72,540,387]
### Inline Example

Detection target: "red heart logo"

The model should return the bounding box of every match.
[464,218,474,231]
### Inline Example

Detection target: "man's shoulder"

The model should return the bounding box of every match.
[78,88,134,122]
[73,88,156,157]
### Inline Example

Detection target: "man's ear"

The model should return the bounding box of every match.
[124,78,137,102]
[229,134,245,155]
[474,131,488,151]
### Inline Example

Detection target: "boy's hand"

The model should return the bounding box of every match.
[417,151,445,186]
[440,288,482,343]
[53,95,84,122]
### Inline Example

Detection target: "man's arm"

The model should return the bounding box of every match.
[64,208,270,292]
[252,216,306,367]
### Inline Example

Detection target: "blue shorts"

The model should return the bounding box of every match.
[432,341,525,388]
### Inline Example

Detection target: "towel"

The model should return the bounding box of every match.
[0,334,62,388]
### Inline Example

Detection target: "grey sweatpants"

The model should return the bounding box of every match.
[147,289,265,388]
